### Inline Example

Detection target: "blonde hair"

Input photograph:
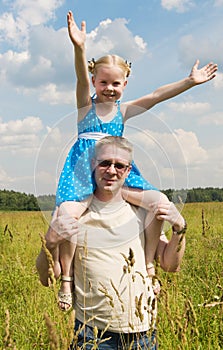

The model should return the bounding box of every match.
[95,136,133,162]
[88,55,131,78]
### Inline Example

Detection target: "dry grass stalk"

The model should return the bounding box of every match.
[135,293,144,322]
[98,282,114,308]
[149,296,157,332]
[161,288,175,333]
[91,326,111,350]
[44,313,60,350]
[173,297,199,344]
[202,301,223,307]
[135,270,146,284]
[201,208,210,236]
[110,279,125,312]
[70,316,111,349]
[3,224,13,242]
[121,248,135,274]
[3,309,16,350]
[177,233,185,253]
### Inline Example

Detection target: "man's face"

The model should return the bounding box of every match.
[93,144,132,195]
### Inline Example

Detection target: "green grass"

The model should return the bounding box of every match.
[0,204,222,349]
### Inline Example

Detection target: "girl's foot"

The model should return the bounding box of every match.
[146,262,155,278]
[58,276,74,311]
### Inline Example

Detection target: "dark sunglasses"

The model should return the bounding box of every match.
[96,159,130,172]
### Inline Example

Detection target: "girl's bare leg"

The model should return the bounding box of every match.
[57,197,92,310]
[122,188,169,277]
[144,210,164,277]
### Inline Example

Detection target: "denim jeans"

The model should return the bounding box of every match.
[69,319,158,350]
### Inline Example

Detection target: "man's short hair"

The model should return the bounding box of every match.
[95,136,133,162]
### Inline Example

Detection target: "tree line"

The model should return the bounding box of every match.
[0,190,54,211]
[0,187,223,211]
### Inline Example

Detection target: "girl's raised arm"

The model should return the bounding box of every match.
[67,11,91,109]
[123,60,218,121]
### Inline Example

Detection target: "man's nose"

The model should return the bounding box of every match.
[106,163,117,173]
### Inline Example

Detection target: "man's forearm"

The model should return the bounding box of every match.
[36,209,79,286]
[156,232,186,272]
[36,248,51,286]
[36,229,59,286]
[163,232,185,272]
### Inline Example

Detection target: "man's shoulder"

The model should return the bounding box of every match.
[128,203,147,220]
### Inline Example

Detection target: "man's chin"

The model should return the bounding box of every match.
[103,185,114,192]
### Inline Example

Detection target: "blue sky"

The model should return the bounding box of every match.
[0,0,223,196]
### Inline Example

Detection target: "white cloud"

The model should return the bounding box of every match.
[39,83,74,105]
[199,112,223,126]
[178,34,223,67]
[0,25,71,92]
[1,174,38,194]
[34,170,57,196]
[168,101,210,115]
[0,116,43,134]
[0,17,148,104]
[161,0,194,13]
[174,128,207,165]
[125,128,210,189]
[14,0,64,25]
[0,165,38,194]
[214,0,223,6]
[130,128,207,167]
[0,12,28,48]
[213,72,223,89]
[0,168,15,184]
[0,116,44,154]
[134,35,147,51]
[0,0,65,48]
[187,144,223,188]
[86,18,147,61]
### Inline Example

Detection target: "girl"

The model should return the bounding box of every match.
[55,10,217,311]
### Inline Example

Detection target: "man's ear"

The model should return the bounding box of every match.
[126,164,132,177]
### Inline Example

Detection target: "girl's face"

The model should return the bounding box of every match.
[92,65,127,103]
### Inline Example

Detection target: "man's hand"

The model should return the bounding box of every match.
[46,207,79,248]
[149,201,185,232]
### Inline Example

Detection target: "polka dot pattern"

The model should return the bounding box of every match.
[56,98,158,206]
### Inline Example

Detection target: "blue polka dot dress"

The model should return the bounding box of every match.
[56,97,158,206]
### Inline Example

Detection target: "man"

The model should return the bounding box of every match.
[36,136,186,349]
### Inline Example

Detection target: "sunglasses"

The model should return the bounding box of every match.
[96,159,130,173]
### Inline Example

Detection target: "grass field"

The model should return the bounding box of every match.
[0,202,222,349]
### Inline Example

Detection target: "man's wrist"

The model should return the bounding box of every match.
[45,229,58,251]
[45,240,57,251]
[172,219,187,235]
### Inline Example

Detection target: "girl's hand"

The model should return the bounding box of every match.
[189,59,218,85]
[67,11,86,47]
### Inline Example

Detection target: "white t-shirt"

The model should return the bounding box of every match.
[74,197,157,333]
